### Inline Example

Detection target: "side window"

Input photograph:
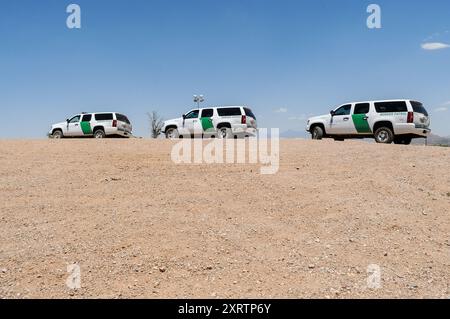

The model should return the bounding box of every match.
[69,115,81,123]
[354,103,370,115]
[185,110,199,119]
[217,108,242,117]
[95,113,114,121]
[81,114,92,122]
[334,104,351,116]
[374,101,407,113]
[201,109,214,118]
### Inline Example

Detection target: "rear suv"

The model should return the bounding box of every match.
[162,106,257,139]
[306,100,430,144]
[49,112,133,138]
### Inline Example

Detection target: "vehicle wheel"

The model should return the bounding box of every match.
[165,128,179,139]
[217,127,232,139]
[94,129,106,139]
[52,130,63,139]
[394,137,412,145]
[374,127,394,144]
[311,126,324,140]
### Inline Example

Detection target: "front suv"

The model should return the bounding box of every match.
[306,100,431,144]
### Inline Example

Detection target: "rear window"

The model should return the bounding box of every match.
[217,107,242,117]
[244,107,256,119]
[374,101,407,113]
[411,101,428,116]
[116,113,130,124]
[354,103,370,115]
[95,113,114,121]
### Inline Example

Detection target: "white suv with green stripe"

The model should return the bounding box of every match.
[162,106,257,139]
[49,112,132,138]
[306,100,431,145]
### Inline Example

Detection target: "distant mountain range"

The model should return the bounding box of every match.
[279,130,450,146]
[413,134,450,146]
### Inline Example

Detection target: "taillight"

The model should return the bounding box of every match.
[112,120,117,127]
[407,112,414,123]
[241,115,246,124]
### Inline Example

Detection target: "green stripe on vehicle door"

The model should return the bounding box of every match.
[200,117,214,131]
[352,114,371,133]
[80,121,92,134]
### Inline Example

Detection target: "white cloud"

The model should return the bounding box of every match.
[434,107,448,112]
[274,107,288,113]
[421,42,450,50]
[442,101,450,106]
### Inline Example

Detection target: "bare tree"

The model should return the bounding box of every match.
[147,111,164,138]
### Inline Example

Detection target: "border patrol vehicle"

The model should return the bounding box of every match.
[162,106,257,139]
[49,112,132,138]
[306,100,430,144]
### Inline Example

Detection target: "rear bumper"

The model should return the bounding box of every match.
[232,126,257,137]
[394,123,431,137]
[114,129,132,137]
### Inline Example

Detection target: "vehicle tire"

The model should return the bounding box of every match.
[52,130,63,139]
[311,126,324,140]
[402,138,412,145]
[217,127,232,139]
[394,137,412,145]
[374,127,394,144]
[165,128,179,139]
[94,129,106,139]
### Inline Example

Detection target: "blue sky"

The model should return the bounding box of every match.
[1,0,449,138]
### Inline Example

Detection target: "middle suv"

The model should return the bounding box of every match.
[162,106,257,139]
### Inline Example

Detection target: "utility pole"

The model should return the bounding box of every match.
[193,95,205,108]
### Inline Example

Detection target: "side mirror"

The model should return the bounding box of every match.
[330,110,335,116]
[66,119,69,122]
[182,114,186,119]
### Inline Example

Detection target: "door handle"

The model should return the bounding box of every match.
[75,124,79,126]
[363,116,369,121]
[343,117,349,121]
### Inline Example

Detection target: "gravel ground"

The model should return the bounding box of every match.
[0,139,449,299]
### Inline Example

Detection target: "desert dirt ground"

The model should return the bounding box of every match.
[0,139,449,299]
